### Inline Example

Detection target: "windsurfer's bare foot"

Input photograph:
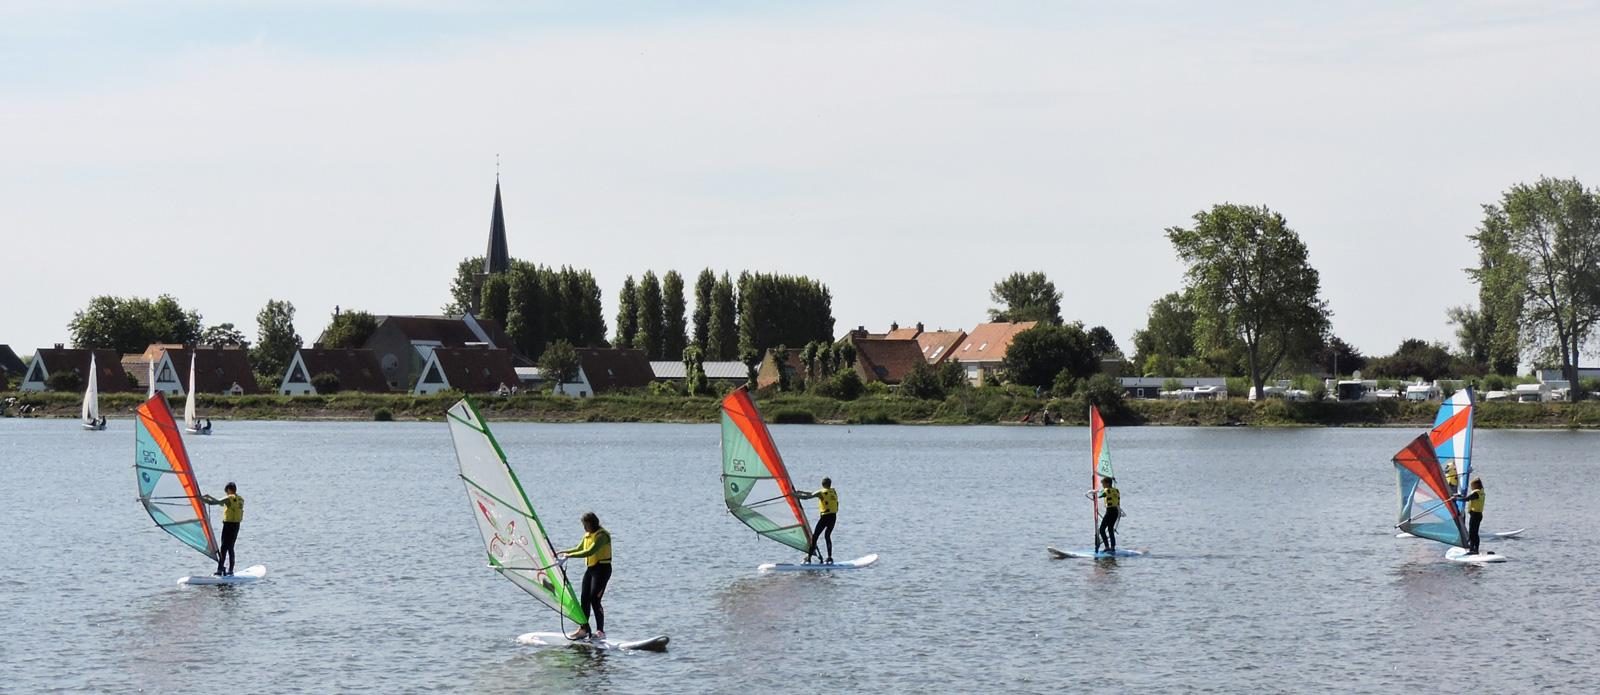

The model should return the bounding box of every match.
[568,626,590,640]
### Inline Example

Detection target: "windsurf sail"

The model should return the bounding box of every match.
[1393,433,1465,547]
[134,394,219,559]
[446,398,585,625]
[1429,387,1474,505]
[1089,405,1115,538]
[720,388,813,554]
[184,354,199,431]
[146,358,155,398]
[82,354,101,426]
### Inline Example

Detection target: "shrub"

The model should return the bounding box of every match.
[310,372,342,394]
[937,360,968,392]
[899,361,945,400]
[373,407,394,422]
[1084,373,1124,415]
[812,369,864,401]
[1051,369,1078,398]
[863,380,890,396]
[47,369,82,392]
[770,409,816,424]
[648,380,681,396]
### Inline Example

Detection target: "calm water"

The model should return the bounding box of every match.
[2,418,1598,693]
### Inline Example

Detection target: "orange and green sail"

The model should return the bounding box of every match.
[1089,405,1115,537]
[134,394,218,559]
[720,388,813,554]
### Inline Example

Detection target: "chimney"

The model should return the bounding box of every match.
[890,321,899,331]
[916,322,924,333]
[54,343,64,349]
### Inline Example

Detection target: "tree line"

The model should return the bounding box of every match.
[616,269,834,362]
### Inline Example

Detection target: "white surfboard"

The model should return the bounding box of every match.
[178,564,267,585]
[517,631,670,652]
[758,553,878,572]
[1047,546,1145,559]
[1396,528,1524,540]
[1444,548,1507,564]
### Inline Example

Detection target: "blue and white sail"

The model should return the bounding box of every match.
[1428,387,1474,503]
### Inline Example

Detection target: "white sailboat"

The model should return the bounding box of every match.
[81,354,106,430]
[184,353,210,435]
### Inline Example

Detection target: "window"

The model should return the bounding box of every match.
[423,363,445,384]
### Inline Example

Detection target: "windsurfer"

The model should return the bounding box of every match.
[1093,476,1120,553]
[1456,479,1485,554]
[201,482,243,576]
[556,512,612,640]
[797,478,838,563]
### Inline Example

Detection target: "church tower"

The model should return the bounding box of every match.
[470,176,511,314]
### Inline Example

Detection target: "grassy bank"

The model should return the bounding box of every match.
[7,390,1600,428]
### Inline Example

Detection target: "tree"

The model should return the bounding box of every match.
[710,273,738,360]
[200,322,248,348]
[636,271,664,358]
[47,369,83,392]
[615,275,639,349]
[444,256,485,314]
[1000,323,1098,388]
[320,309,377,349]
[692,269,715,354]
[1370,339,1454,381]
[539,340,581,394]
[68,294,204,354]
[1447,306,1491,373]
[1167,204,1330,401]
[661,270,688,361]
[478,274,511,324]
[1086,325,1120,360]
[899,360,945,400]
[1130,292,1198,372]
[1312,336,1367,377]
[310,372,342,394]
[1489,177,1600,400]
[937,359,968,392]
[739,347,761,389]
[682,345,712,396]
[736,272,835,357]
[987,272,1062,324]
[1467,206,1527,376]
[504,268,549,359]
[251,300,301,382]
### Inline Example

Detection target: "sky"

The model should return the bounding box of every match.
[5,1,1600,362]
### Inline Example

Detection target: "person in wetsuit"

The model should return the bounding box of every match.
[557,512,612,640]
[797,478,838,564]
[1093,476,1120,553]
[1457,479,1486,554]
[202,482,243,576]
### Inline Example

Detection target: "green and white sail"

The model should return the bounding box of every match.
[446,398,585,624]
[720,388,813,554]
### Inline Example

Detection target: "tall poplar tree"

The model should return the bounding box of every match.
[636,271,664,358]
[662,270,688,360]
[693,268,715,353]
[615,275,639,349]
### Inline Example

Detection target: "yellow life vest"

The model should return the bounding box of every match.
[1444,463,1459,491]
[1467,489,1485,514]
[220,494,244,523]
[816,487,838,515]
[1102,487,1120,508]
[564,529,612,566]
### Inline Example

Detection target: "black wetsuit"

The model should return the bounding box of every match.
[581,564,612,632]
[1098,507,1119,552]
[218,522,239,574]
[809,513,836,561]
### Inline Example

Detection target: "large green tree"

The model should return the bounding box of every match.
[636,271,664,358]
[1000,322,1098,388]
[737,272,834,356]
[615,275,639,349]
[251,299,301,381]
[692,268,715,354]
[539,339,581,394]
[320,309,378,349]
[478,274,511,324]
[987,271,1062,324]
[710,272,738,360]
[1167,204,1329,399]
[69,294,204,354]
[1369,338,1454,381]
[1130,291,1198,373]
[1466,205,1527,376]
[200,322,248,348]
[1486,177,1600,398]
[661,270,688,361]
[444,255,485,314]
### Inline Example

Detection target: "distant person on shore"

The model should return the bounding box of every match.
[1092,476,1120,553]
[202,482,243,576]
[1455,479,1486,554]
[557,512,612,640]
[797,478,838,563]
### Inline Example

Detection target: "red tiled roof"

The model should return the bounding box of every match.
[915,330,967,364]
[295,348,390,393]
[851,338,926,384]
[27,348,131,391]
[884,327,920,340]
[159,346,261,394]
[426,347,521,393]
[951,322,1038,364]
[576,348,655,393]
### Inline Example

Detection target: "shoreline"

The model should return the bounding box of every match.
[6,391,1600,429]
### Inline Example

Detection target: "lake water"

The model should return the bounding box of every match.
[2,418,1598,693]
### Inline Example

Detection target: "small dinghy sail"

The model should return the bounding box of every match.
[1392,434,1505,563]
[1049,405,1143,558]
[446,398,669,649]
[135,394,219,561]
[82,354,106,430]
[720,388,813,555]
[184,354,209,435]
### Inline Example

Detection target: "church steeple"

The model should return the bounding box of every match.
[483,177,510,276]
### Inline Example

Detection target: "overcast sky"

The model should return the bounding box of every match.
[5,1,1599,362]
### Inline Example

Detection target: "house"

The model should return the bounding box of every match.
[279,347,390,395]
[158,346,260,395]
[756,350,807,390]
[915,329,966,365]
[360,313,521,390]
[414,347,522,395]
[549,348,655,398]
[1118,376,1227,399]
[122,345,185,395]
[949,321,1038,386]
[849,337,926,385]
[19,346,129,392]
[0,345,26,381]
[650,360,749,385]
